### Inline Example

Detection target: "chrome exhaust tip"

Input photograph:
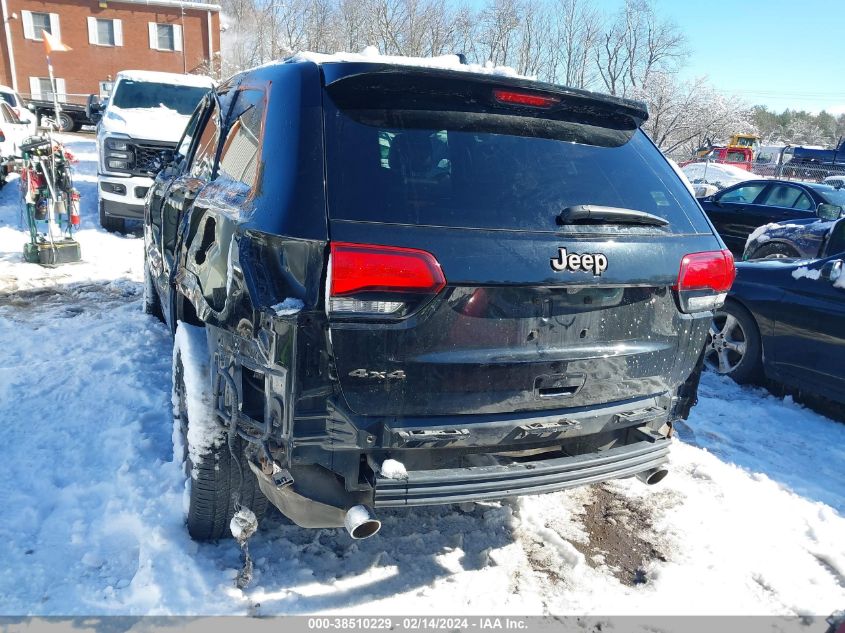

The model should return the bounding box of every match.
[636,467,669,486]
[344,505,381,539]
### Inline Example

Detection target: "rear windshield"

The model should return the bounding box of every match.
[810,184,845,207]
[324,92,710,234]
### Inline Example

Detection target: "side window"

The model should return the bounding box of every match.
[217,88,266,191]
[176,100,206,162]
[189,99,221,180]
[758,184,803,208]
[0,103,15,123]
[793,192,813,211]
[719,184,766,204]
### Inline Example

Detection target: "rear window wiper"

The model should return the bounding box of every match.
[557,205,669,227]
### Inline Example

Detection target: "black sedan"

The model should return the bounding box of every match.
[705,217,845,404]
[699,179,845,256]
[743,215,845,261]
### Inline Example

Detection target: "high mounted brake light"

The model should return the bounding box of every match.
[329,242,446,316]
[493,89,560,108]
[674,249,735,313]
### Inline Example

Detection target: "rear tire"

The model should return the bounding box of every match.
[748,242,800,260]
[173,323,267,541]
[143,259,164,322]
[99,200,125,233]
[704,301,762,384]
[57,112,75,133]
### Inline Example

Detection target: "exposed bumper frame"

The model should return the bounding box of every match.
[374,432,671,507]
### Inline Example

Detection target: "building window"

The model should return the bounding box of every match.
[148,23,182,52]
[88,18,123,46]
[29,77,66,101]
[157,24,174,50]
[22,11,59,41]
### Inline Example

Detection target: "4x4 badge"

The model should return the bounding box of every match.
[551,248,608,276]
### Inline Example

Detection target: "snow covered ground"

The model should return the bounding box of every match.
[1,136,844,617]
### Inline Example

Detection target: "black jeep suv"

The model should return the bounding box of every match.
[143,57,733,540]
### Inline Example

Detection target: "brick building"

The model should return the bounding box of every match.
[0,0,221,102]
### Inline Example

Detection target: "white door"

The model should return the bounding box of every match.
[0,103,35,155]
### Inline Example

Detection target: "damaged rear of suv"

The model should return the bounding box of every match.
[144,56,733,540]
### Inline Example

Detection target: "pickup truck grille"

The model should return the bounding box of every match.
[128,141,176,177]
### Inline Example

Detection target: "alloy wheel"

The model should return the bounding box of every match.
[704,312,748,374]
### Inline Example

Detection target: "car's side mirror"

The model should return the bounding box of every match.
[86,94,104,123]
[20,118,32,125]
[817,203,843,222]
[820,259,843,284]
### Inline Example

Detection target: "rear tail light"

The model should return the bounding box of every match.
[493,89,560,108]
[674,249,735,313]
[329,242,446,317]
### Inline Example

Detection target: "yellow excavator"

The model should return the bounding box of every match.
[728,133,760,152]
[695,133,760,159]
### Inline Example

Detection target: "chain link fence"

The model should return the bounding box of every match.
[665,151,845,197]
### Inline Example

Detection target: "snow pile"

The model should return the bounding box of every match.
[666,158,695,195]
[271,298,304,316]
[746,222,780,248]
[792,266,821,280]
[682,162,758,189]
[291,47,527,79]
[173,322,225,478]
[116,69,214,88]
[380,459,409,480]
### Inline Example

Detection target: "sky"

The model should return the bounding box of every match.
[653,0,845,114]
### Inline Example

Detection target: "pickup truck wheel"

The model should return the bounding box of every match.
[748,242,800,260]
[173,323,267,541]
[57,112,75,133]
[143,259,164,322]
[99,200,125,233]
[704,301,762,384]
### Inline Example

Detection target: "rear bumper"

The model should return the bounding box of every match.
[373,430,670,507]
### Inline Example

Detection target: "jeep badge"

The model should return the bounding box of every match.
[550,248,608,276]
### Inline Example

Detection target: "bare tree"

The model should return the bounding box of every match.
[476,0,522,66]
[595,19,627,95]
[547,0,599,87]
[595,0,686,96]
[514,1,552,77]
[637,72,753,154]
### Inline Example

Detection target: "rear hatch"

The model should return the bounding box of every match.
[320,65,726,418]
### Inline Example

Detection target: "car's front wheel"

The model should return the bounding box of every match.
[704,301,762,383]
[173,323,267,541]
[747,242,800,260]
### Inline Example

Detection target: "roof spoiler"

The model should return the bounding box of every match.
[319,63,648,127]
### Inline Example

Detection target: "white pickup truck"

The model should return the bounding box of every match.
[90,70,213,232]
